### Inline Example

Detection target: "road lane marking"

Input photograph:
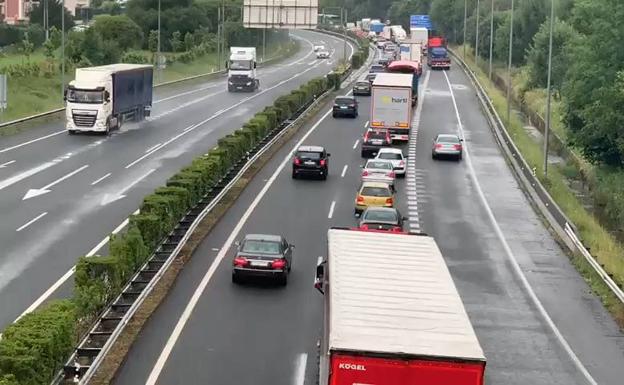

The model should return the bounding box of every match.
[328,201,336,219]
[0,160,16,168]
[16,212,48,232]
[353,139,359,149]
[442,70,597,385]
[22,164,89,200]
[364,120,369,128]
[101,168,156,206]
[340,164,348,178]
[0,130,66,154]
[145,103,344,385]
[145,143,162,153]
[13,209,140,324]
[154,84,218,104]
[91,173,111,186]
[293,353,308,385]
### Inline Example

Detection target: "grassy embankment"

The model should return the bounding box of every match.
[454,45,624,326]
[0,41,292,127]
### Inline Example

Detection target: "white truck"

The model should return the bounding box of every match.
[410,27,429,54]
[315,228,487,385]
[400,40,423,63]
[381,26,392,41]
[65,64,153,135]
[227,47,259,92]
[361,18,371,31]
[370,73,413,142]
[390,25,407,42]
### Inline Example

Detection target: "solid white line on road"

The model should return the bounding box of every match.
[364,120,369,128]
[0,160,61,192]
[16,212,48,232]
[353,139,359,149]
[293,353,308,385]
[145,105,341,385]
[101,168,156,206]
[153,84,218,104]
[0,130,65,155]
[22,164,89,200]
[442,70,597,385]
[340,164,348,178]
[328,201,336,219]
[91,173,112,186]
[0,160,16,168]
[14,208,140,324]
[145,143,162,153]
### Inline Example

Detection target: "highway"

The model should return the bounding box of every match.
[0,29,355,330]
[112,62,624,384]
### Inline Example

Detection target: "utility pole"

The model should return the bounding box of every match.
[543,0,555,177]
[44,0,49,40]
[157,0,161,82]
[262,27,266,62]
[463,0,467,59]
[506,0,514,123]
[488,0,494,79]
[342,8,347,63]
[61,0,65,100]
[475,0,480,67]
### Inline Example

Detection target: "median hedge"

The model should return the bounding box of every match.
[0,59,340,384]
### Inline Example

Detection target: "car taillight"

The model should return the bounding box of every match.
[360,224,369,230]
[386,134,391,143]
[271,259,287,269]
[385,197,393,205]
[233,256,248,267]
[364,132,370,142]
[435,144,443,149]
[362,170,369,176]
[391,226,403,232]
[453,144,462,150]
[388,171,395,178]
[320,159,326,166]
[357,195,364,203]
[294,157,301,165]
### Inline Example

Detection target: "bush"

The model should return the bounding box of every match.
[121,51,150,64]
[0,300,76,385]
[129,213,163,250]
[74,256,123,319]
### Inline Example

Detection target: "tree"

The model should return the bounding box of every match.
[93,14,144,50]
[170,31,183,53]
[19,33,35,61]
[43,38,56,60]
[50,26,62,49]
[29,0,75,31]
[99,1,123,15]
[387,0,430,30]
[148,30,159,53]
[525,18,579,90]
[184,32,194,52]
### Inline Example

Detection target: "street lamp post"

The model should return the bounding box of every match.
[488,0,494,79]
[342,8,347,63]
[543,0,555,177]
[463,0,467,59]
[157,0,161,82]
[475,0,480,67]
[506,0,514,123]
[61,0,65,100]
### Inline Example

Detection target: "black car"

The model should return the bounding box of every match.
[358,207,406,232]
[369,64,386,73]
[292,145,330,180]
[353,81,372,96]
[232,234,294,285]
[361,128,392,157]
[332,96,358,118]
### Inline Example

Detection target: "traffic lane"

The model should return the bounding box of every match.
[415,68,584,384]
[112,95,370,384]
[446,67,624,383]
[0,32,352,329]
[0,33,324,182]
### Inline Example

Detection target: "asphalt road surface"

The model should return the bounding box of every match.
[112,63,624,385]
[0,29,355,330]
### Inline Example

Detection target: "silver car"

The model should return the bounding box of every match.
[375,148,406,177]
[432,133,463,161]
[361,159,396,189]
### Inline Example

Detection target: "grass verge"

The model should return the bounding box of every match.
[88,92,333,385]
[455,47,624,328]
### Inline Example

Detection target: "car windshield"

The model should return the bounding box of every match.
[378,152,402,160]
[356,82,369,87]
[438,135,460,143]
[361,186,391,197]
[364,210,398,222]
[367,131,387,140]
[241,240,281,254]
[297,151,321,159]
[431,47,448,57]
[229,59,252,70]
[366,160,392,170]
[66,89,104,104]
[335,98,354,105]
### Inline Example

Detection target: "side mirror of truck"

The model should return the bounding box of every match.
[314,261,326,294]
[104,91,110,103]
[254,62,257,69]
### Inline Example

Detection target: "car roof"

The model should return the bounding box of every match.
[243,234,283,242]
[360,181,392,189]
[297,145,325,152]
[363,206,399,214]
[377,147,402,154]
[335,96,355,101]
[365,159,393,166]
[437,133,460,140]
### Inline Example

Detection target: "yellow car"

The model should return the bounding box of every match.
[354,181,395,215]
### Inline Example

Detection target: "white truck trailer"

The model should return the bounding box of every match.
[410,26,429,53]
[370,73,413,142]
[400,39,423,63]
[65,64,153,135]
[315,228,487,385]
[227,47,259,92]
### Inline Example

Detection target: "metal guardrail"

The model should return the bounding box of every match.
[0,43,296,130]
[450,49,624,304]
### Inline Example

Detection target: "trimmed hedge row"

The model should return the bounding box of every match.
[0,41,345,385]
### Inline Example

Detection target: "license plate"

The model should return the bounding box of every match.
[236,86,242,89]
[251,260,269,267]
[305,161,315,165]
[371,140,382,145]
[340,106,348,109]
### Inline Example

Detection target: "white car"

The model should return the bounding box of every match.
[361,159,395,189]
[313,44,325,52]
[316,50,330,59]
[375,148,406,177]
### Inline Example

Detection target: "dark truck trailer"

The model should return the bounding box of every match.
[112,66,153,120]
[428,46,451,70]
[315,228,487,385]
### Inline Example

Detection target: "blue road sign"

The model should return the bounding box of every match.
[410,14,433,30]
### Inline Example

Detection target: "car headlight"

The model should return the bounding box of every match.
[246,81,252,86]
[228,81,233,85]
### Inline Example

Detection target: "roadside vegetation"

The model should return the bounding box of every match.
[0,0,290,124]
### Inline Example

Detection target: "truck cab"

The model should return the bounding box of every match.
[227,47,259,92]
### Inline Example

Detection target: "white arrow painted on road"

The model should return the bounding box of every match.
[22,164,89,200]
[100,168,155,206]
[0,160,15,168]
